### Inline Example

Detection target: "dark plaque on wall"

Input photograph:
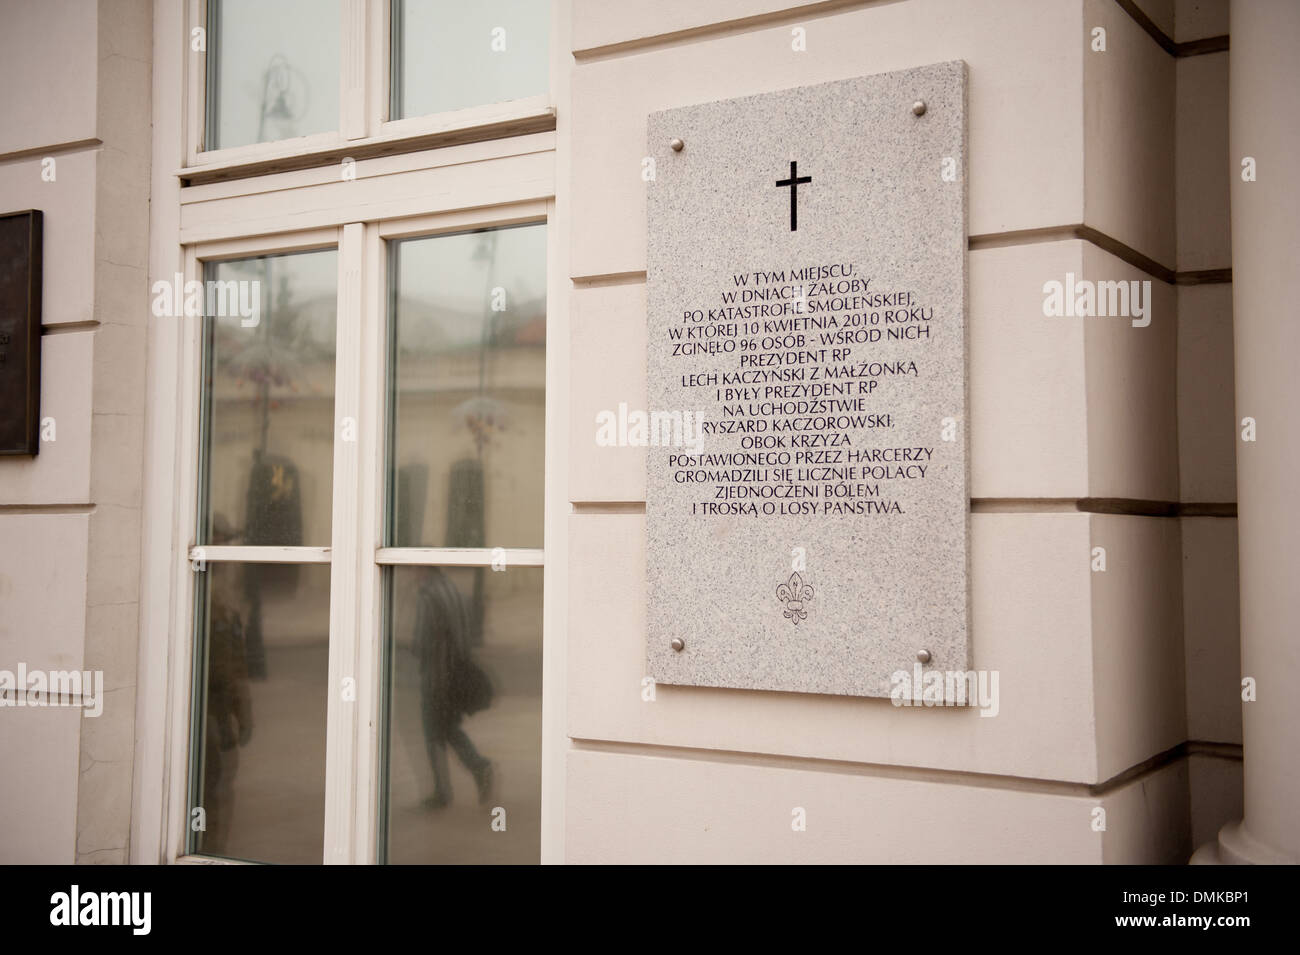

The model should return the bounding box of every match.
[0,210,42,455]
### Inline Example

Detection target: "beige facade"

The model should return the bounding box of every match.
[0,0,152,863]
[0,0,1292,865]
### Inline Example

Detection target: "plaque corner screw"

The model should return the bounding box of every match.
[916,649,932,664]
[670,137,685,152]
[911,100,927,117]
[671,637,686,652]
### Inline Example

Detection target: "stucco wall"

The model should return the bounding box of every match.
[0,0,152,864]
[0,0,1241,864]
[563,0,1237,862]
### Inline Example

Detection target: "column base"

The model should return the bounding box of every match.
[1190,820,1300,865]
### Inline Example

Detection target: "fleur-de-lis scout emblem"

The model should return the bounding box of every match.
[777,572,814,624]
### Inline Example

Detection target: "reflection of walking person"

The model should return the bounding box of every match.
[415,567,494,809]
[202,582,253,854]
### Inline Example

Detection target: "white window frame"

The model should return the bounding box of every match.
[183,0,555,186]
[136,0,570,865]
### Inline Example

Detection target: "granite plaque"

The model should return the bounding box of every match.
[646,63,968,698]
[0,210,42,456]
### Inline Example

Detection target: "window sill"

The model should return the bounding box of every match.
[179,99,556,187]
[173,854,255,865]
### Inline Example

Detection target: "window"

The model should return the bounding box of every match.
[198,0,552,157]
[190,249,338,863]
[184,226,547,864]
[191,562,331,862]
[205,0,342,150]
[385,226,547,550]
[390,0,550,120]
[143,0,558,867]
[380,223,547,863]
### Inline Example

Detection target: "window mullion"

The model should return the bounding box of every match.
[186,0,207,162]
[374,547,545,567]
[322,223,365,863]
[353,222,386,863]
[341,0,369,140]
[167,246,207,862]
[187,545,332,564]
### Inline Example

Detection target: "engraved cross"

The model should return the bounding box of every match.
[775,160,812,231]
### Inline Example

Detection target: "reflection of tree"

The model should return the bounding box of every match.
[215,255,333,677]
[217,258,333,464]
[392,230,547,642]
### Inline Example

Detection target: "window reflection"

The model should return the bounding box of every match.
[383,565,543,864]
[206,0,341,149]
[192,561,330,864]
[201,250,338,548]
[387,224,546,549]
[391,0,550,120]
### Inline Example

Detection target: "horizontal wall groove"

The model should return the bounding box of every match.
[981,498,1238,518]
[0,688,100,706]
[972,498,1085,514]
[1077,498,1238,518]
[572,0,888,62]
[571,499,1236,518]
[1176,268,1232,286]
[1178,502,1238,518]
[0,504,96,515]
[1175,35,1230,57]
[571,270,647,288]
[969,224,1176,283]
[572,0,1226,65]
[42,320,100,335]
[571,737,1193,798]
[1186,740,1243,761]
[577,227,1216,287]
[1112,0,1230,57]
[1091,742,1185,795]
[572,501,646,515]
[1078,497,1182,517]
[0,137,102,166]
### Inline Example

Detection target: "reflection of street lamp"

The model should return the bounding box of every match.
[256,54,310,143]
[258,257,272,456]
[472,231,502,456]
[459,231,504,648]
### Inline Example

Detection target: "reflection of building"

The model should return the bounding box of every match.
[1,0,1298,875]
[390,295,547,549]
[206,286,338,547]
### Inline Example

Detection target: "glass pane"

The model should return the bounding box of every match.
[200,249,338,547]
[387,224,546,548]
[191,562,330,864]
[206,0,341,150]
[382,564,543,864]
[391,0,549,120]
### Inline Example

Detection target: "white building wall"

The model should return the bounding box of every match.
[563,0,1235,862]
[0,0,1241,864]
[0,0,153,864]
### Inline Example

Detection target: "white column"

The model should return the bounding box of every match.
[1193,0,1300,865]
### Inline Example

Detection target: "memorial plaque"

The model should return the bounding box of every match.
[0,210,42,456]
[646,63,968,698]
